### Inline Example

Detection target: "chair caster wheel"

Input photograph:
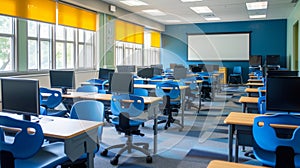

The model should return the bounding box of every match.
[164,126,168,130]
[146,156,152,163]
[100,149,108,156]
[110,156,119,165]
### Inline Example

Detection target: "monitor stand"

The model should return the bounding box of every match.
[23,114,31,121]
[61,87,70,95]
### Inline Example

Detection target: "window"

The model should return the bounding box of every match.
[27,20,52,70]
[115,41,143,66]
[78,29,94,69]
[0,15,15,72]
[55,25,75,69]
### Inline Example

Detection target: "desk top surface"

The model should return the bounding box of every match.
[247,79,263,82]
[239,96,259,103]
[207,160,269,168]
[244,88,266,93]
[246,82,265,86]
[134,84,189,90]
[0,112,103,139]
[224,112,260,126]
[79,93,162,104]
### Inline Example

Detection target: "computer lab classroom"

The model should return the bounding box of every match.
[0,0,300,168]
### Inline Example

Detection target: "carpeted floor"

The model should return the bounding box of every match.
[89,86,258,168]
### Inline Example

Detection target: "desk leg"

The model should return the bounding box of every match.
[242,103,246,113]
[180,89,186,130]
[228,124,234,162]
[153,115,157,154]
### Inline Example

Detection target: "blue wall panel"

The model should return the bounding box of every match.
[161,19,287,82]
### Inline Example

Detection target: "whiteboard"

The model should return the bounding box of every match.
[187,33,250,61]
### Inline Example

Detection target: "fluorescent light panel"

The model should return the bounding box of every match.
[120,0,148,6]
[142,9,166,16]
[246,1,268,10]
[181,0,202,2]
[249,14,266,19]
[204,17,220,21]
[165,20,181,23]
[190,6,212,14]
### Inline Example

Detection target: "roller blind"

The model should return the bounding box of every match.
[115,20,144,44]
[0,0,56,23]
[58,3,97,31]
[151,31,161,48]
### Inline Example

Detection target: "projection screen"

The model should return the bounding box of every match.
[187,33,250,61]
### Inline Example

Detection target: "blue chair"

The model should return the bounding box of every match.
[253,114,300,168]
[100,94,152,165]
[257,96,266,114]
[134,79,144,84]
[0,116,68,168]
[40,87,68,117]
[228,66,243,84]
[61,100,105,167]
[133,88,149,96]
[76,85,98,92]
[257,86,266,97]
[86,78,108,93]
[155,81,182,130]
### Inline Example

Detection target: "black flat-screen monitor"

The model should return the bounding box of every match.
[267,70,298,77]
[116,65,136,73]
[266,55,280,66]
[107,71,114,94]
[198,64,205,72]
[266,76,300,113]
[249,55,262,67]
[110,72,134,94]
[1,77,40,120]
[137,68,154,79]
[150,64,163,70]
[49,70,75,94]
[98,68,115,80]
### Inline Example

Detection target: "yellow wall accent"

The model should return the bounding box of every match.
[151,31,161,48]
[115,20,144,44]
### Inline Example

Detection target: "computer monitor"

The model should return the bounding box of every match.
[137,68,154,79]
[49,70,75,94]
[266,70,299,77]
[266,55,280,66]
[249,55,262,67]
[116,65,136,73]
[1,77,40,121]
[107,71,114,94]
[198,64,205,72]
[98,68,115,80]
[266,76,300,113]
[170,63,177,69]
[110,72,134,94]
[213,65,219,72]
[174,67,187,80]
[150,64,163,70]
[204,64,214,72]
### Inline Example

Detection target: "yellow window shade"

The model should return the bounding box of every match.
[0,0,56,23]
[115,20,144,44]
[58,3,96,31]
[151,31,161,48]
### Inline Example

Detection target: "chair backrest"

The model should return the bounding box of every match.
[110,94,144,118]
[253,114,300,167]
[257,96,266,114]
[257,86,266,97]
[155,81,180,99]
[76,85,98,92]
[133,88,149,96]
[233,66,242,74]
[182,77,200,96]
[0,116,44,160]
[70,100,105,139]
[40,87,62,109]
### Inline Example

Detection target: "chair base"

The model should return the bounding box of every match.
[100,136,152,165]
[157,115,183,130]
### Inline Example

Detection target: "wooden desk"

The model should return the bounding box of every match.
[0,112,103,168]
[245,82,264,88]
[207,160,269,168]
[134,84,189,130]
[239,96,258,113]
[244,88,266,97]
[70,92,161,154]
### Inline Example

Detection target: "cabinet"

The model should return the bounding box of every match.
[218,67,227,84]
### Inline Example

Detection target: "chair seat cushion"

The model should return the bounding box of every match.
[111,117,143,127]
[15,142,68,168]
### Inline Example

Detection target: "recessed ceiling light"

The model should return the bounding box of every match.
[142,9,166,16]
[204,17,220,21]
[190,6,212,14]
[181,0,202,2]
[246,1,268,10]
[120,0,148,6]
[249,14,266,19]
[165,20,181,23]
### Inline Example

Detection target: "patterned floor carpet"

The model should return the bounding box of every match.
[89,86,257,168]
